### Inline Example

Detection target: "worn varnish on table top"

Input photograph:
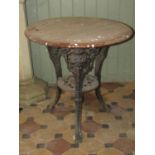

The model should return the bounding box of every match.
[25,17,133,48]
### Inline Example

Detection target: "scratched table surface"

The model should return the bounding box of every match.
[25,17,133,48]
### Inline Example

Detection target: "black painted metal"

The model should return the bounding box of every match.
[94,47,110,112]
[45,46,109,143]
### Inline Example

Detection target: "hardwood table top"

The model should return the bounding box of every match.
[25,17,133,48]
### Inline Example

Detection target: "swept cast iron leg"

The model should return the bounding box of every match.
[44,47,62,112]
[74,73,84,143]
[65,48,100,143]
[95,47,110,112]
[47,87,62,111]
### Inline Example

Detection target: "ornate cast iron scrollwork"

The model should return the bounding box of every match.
[62,48,104,143]
[45,46,109,143]
[64,48,100,76]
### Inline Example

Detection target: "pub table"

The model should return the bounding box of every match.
[25,17,134,143]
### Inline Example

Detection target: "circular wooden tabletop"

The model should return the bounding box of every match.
[25,17,133,48]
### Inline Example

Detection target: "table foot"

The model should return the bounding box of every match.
[43,87,62,113]
[74,98,83,143]
[99,104,111,112]
[95,88,111,112]
[43,104,57,113]
[74,133,83,144]
[51,87,62,111]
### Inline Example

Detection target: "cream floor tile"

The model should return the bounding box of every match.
[127,129,135,140]
[95,128,119,144]
[47,120,69,133]
[109,120,133,134]
[98,148,124,155]
[122,111,135,123]
[29,149,53,155]
[21,107,42,119]
[20,113,28,124]
[62,148,86,155]
[37,99,53,111]
[64,113,75,126]
[114,86,133,96]
[63,129,75,144]
[80,138,103,154]
[104,93,122,102]
[20,139,36,154]
[33,113,56,126]
[93,112,115,124]
[117,98,135,109]
[31,128,55,142]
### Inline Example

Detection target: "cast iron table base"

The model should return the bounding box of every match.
[44,46,110,143]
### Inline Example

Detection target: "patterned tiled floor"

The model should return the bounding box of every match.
[20,82,135,155]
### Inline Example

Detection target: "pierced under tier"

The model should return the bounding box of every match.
[57,75,99,92]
